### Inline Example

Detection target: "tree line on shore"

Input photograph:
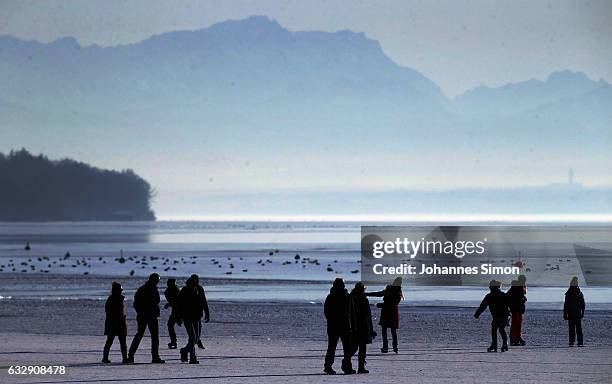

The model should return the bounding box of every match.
[0,149,155,221]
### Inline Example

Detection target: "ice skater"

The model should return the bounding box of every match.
[564,276,585,347]
[164,278,182,349]
[102,282,128,364]
[366,277,403,353]
[474,280,510,352]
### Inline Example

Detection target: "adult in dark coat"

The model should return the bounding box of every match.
[324,278,353,375]
[506,274,527,346]
[474,280,510,352]
[164,278,181,349]
[179,274,209,364]
[194,278,209,349]
[348,282,375,374]
[564,276,585,347]
[102,282,128,364]
[127,273,164,363]
[366,277,403,353]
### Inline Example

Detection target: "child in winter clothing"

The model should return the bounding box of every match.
[564,276,585,347]
[474,280,510,352]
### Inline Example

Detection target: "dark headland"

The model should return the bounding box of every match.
[0,149,155,221]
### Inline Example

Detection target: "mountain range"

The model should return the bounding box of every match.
[1,16,610,215]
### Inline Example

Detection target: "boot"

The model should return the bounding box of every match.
[358,362,369,374]
[101,358,111,364]
[380,347,388,353]
[180,348,188,362]
[189,358,200,364]
[323,367,336,375]
[151,357,165,364]
[518,338,526,346]
[487,345,497,352]
[124,355,134,364]
[500,344,508,352]
[168,341,177,349]
[341,361,356,375]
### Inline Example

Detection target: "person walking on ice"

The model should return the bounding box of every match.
[348,282,376,374]
[564,276,585,347]
[127,273,165,364]
[507,274,527,346]
[164,278,181,349]
[323,278,353,375]
[366,277,403,353]
[474,279,510,352]
[102,282,128,364]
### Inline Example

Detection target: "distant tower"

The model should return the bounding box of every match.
[568,167,574,184]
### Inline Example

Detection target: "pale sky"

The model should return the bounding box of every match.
[1,0,611,97]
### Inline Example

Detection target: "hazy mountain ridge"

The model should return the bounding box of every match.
[455,70,609,117]
[1,16,611,216]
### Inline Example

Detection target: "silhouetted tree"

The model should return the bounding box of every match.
[0,149,155,221]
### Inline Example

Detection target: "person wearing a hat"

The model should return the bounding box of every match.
[102,282,128,364]
[564,276,585,347]
[127,273,164,363]
[474,280,510,352]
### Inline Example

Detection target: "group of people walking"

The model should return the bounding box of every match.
[474,275,585,352]
[323,276,403,375]
[102,272,586,372]
[102,273,209,365]
[326,274,586,375]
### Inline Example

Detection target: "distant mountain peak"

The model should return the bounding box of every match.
[547,70,589,82]
[50,36,81,48]
[207,15,285,35]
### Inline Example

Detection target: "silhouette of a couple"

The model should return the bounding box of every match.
[323,277,403,375]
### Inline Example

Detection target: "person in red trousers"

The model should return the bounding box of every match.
[506,274,527,346]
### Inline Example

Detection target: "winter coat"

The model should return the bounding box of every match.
[564,287,585,320]
[179,284,209,321]
[368,285,402,329]
[474,288,510,321]
[104,294,127,336]
[506,285,527,314]
[165,286,180,311]
[348,292,375,344]
[133,282,160,319]
[324,287,350,334]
